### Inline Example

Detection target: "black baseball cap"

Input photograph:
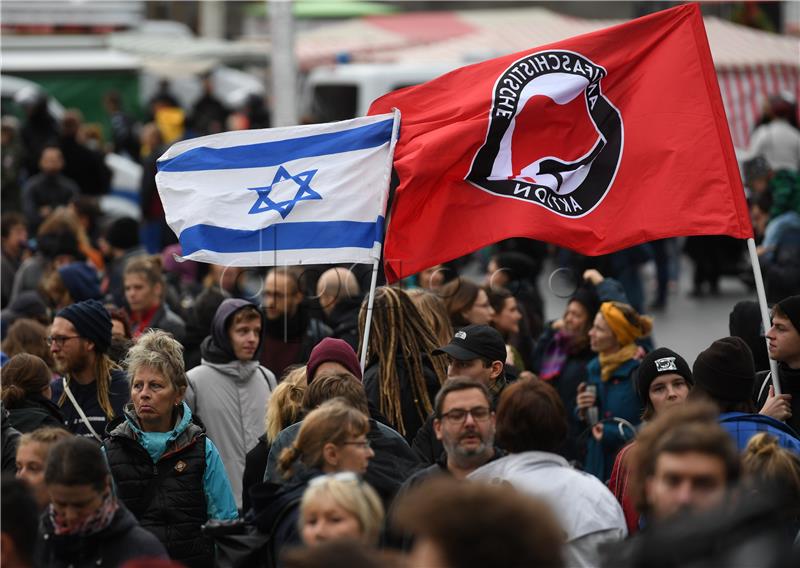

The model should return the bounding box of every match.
[433,324,506,363]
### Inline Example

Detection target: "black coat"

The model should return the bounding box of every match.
[326,296,362,352]
[363,356,442,444]
[243,435,269,513]
[530,325,594,462]
[6,393,65,433]
[35,503,167,568]
[1,405,21,474]
[248,469,319,568]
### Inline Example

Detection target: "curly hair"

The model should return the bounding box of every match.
[124,329,186,391]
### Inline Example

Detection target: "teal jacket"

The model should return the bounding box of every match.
[582,357,641,483]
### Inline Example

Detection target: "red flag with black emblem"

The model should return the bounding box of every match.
[369,3,752,283]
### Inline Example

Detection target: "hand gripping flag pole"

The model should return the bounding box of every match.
[747,239,781,395]
[360,109,401,373]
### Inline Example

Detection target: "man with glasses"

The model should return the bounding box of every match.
[48,299,129,439]
[401,378,505,493]
[413,324,509,463]
[259,266,332,377]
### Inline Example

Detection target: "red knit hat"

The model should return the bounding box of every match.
[306,338,362,382]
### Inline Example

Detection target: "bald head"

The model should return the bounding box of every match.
[316,267,360,316]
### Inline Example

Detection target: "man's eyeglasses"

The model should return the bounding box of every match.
[46,335,82,347]
[439,406,492,424]
[340,439,371,450]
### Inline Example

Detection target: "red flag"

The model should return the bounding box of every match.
[369,3,752,283]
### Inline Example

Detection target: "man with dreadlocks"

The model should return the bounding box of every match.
[359,287,449,443]
[49,299,129,440]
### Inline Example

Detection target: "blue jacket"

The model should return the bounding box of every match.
[582,357,642,482]
[718,412,800,455]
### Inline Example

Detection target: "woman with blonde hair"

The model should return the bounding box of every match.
[15,426,72,509]
[124,255,185,341]
[242,365,307,511]
[742,433,800,528]
[104,329,237,567]
[299,473,384,547]
[575,301,653,481]
[249,399,374,565]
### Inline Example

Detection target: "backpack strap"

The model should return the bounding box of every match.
[258,367,278,392]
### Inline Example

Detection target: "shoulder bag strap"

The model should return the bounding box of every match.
[757,372,772,406]
[62,377,103,442]
[258,367,278,392]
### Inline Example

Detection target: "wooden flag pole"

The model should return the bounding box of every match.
[747,238,781,395]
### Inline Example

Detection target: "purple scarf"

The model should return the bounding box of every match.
[540,330,571,380]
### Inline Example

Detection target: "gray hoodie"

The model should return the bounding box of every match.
[186,299,277,509]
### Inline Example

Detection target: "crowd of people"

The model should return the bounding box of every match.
[1,77,799,568]
[1,261,799,567]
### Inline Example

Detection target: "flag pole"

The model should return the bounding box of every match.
[360,108,400,372]
[360,257,380,372]
[747,238,781,395]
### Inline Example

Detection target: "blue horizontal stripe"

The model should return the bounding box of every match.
[179,218,385,255]
[158,119,394,173]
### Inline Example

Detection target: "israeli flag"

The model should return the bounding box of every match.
[155,112,399,266]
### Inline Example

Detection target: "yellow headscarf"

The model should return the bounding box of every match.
[597,302,652,382]
[600,302,644,346]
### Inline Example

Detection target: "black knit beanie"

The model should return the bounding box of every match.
[636,347,693,405]
[692,336,755,402]
[56,299,112,354]
[776,295,800,333]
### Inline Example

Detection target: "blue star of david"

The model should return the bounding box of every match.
[247,165,321,218]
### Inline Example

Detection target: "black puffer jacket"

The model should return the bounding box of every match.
[35,503,167,568]
[6,393,65,433]
[104,406,212,568]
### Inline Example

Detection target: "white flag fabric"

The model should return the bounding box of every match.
[155,112,399,266]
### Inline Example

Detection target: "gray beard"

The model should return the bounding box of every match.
[443,437,494,467]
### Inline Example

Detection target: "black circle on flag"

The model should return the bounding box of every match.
[466,50,623,217]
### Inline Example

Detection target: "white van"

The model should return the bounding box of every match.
[304,62,459,121]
